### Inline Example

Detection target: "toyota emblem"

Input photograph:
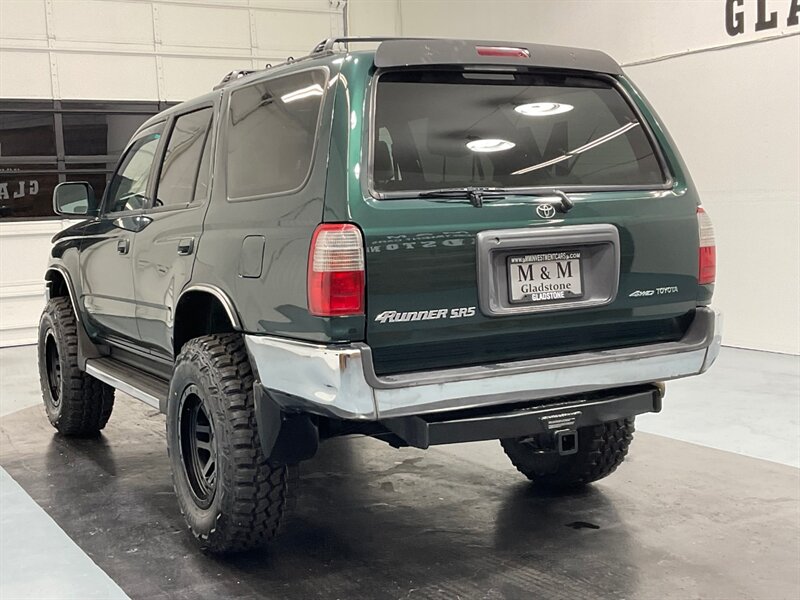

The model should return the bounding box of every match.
[536,203,557,219]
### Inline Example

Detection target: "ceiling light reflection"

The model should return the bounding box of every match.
[466,138,515,153]
[514,102,573,116]
[281,84,324,103]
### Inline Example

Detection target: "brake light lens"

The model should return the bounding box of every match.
[476,46,530,58]
[307,223,365,316]
[697,207,716,285]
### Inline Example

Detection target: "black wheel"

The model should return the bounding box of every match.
[37,297,114,435]
[166,333,292,553]
[501,418,635,489]
[178,385,218,509]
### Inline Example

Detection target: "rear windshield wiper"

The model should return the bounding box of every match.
[418,187,505,208]
[418,187,574,212]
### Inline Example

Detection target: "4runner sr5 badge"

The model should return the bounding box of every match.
[374,307,476,324]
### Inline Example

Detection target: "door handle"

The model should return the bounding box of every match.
[177,238,195,256]
[117,238,130,254]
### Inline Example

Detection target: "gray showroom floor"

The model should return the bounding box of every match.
[1,344,799,600]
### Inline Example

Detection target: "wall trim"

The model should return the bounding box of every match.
[0,281,45,299]
[0,221,67,237]
[623,30,799,68]
[0,42,324,62]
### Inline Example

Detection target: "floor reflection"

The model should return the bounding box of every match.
[2,398,798,600]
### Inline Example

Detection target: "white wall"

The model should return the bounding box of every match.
[0,0,344,101]
[350,0,800,355]
[2,0,797,352]
[0,0,344,346]
[625,37,799,356]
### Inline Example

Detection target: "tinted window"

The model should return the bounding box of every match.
[227,70,326,199]
[62,113,152,156]
[0,100,167,219]
[0,112,57,156]
[0,165,58,219]
[105,127,163,213]
[155,108,212,208]
[372,71,666,193]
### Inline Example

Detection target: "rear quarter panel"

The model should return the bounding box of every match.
[193,59,363,343]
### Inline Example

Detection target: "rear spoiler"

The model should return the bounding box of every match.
[373,38,623,75]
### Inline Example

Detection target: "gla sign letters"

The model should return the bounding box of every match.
[725,0,800,36]
[0,180,39,201]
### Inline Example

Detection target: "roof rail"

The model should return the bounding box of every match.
[213,69,258,90]
[310,36,422,55]
[213,37,414,92]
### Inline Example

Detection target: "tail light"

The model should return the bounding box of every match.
[307,223,365,316]
[697,207,716,285]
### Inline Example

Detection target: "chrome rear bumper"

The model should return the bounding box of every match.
[244,308,722,421]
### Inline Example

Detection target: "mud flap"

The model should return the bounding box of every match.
[253,382,318,465]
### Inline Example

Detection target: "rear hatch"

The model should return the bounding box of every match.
[355,67,700,376]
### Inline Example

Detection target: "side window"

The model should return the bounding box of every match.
[226,69,326,199]
[155,107,213,208]
[105,126,163,214]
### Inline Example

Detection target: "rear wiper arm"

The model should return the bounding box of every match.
[418,187,574,212]
[525,189,575,213]
[418,187,506,208]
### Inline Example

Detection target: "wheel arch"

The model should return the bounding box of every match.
[45,266,81,321]
[173,285,243,357]
[43,267,106,371]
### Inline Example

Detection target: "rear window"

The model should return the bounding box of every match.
[372,71,667,194]
[227,69,326,199]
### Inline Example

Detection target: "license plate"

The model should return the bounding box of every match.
[507,251,583,303]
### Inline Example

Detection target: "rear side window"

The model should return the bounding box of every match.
[372,71,667,193]
[226,70,326,199]
[155,107,213,208]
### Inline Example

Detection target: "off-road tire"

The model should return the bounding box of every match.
[166,333,292,553]
[37,297,114,435]
[501,418,635,489]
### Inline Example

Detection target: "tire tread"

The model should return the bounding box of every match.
[38,297,114,435]
[171,334,290,553]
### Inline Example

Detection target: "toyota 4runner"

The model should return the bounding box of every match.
[38,37,721,553]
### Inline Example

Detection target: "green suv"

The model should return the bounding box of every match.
[39,37,721,553]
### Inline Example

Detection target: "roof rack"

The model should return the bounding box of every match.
[310,36,423,55]
[212,37,415,92]
[213,69,258,90]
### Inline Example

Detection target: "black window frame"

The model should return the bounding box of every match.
[0,99,173,221]
[366,69,675,200]
[223,66,330,202]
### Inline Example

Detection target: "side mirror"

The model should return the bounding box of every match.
[53,182,99,217]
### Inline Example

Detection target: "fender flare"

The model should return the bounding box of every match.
[176,284,243,331]
[44,265,105,368]
[45,265,82,323]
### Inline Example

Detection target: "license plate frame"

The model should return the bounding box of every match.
[506,250,585,305]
